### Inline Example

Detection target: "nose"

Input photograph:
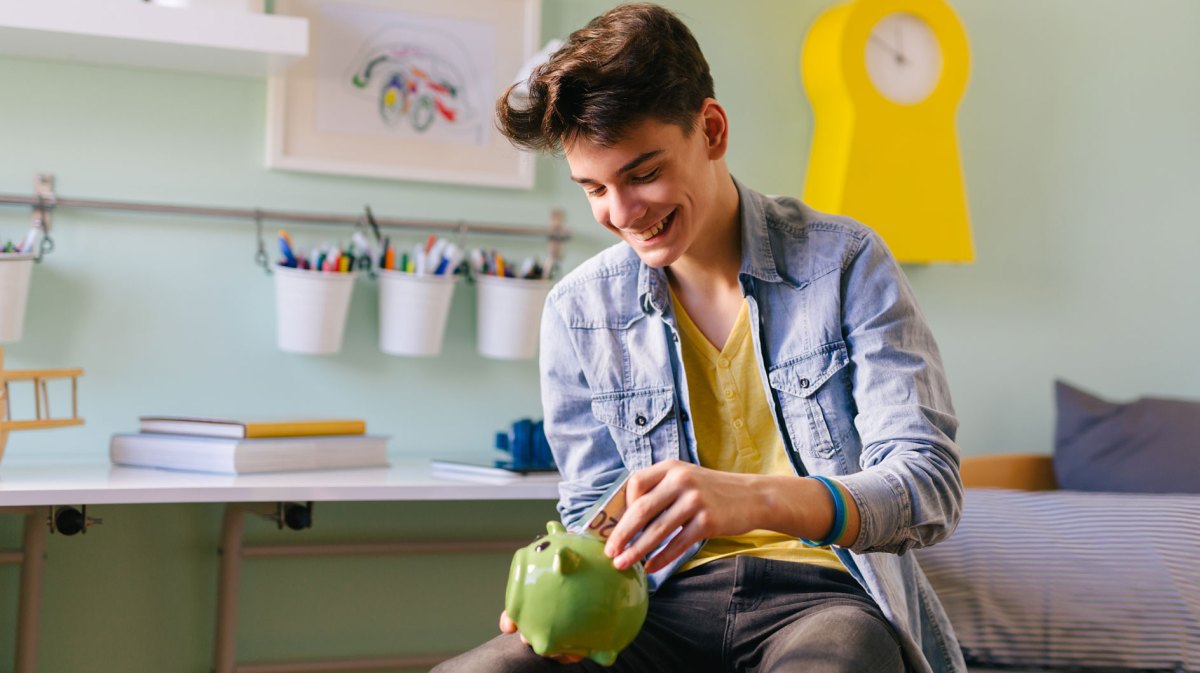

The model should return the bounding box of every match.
[599,188,648,231]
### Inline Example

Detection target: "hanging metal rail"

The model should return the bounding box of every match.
[0,173,570,268]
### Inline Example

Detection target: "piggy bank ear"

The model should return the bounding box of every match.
[553,547,582,575]
[546,521,566,535]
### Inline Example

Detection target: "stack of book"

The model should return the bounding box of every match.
[109,416,390,474]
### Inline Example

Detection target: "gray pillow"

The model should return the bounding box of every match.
[1054,380,1200,494]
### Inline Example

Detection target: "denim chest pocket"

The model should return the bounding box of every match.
[591,387,677,471]
[768,342,851,462]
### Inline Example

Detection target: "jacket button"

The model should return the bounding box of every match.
[635,415,647,426]
[799,378,810,389]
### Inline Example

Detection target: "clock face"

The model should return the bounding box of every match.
[864,12,943,104]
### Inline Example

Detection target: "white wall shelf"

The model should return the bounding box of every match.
[0,0,308,77]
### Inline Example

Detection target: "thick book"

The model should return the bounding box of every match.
[110,433,389,474]
[430,459,560,484]
[137,415,367,439]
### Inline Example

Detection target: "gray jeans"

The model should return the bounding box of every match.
[433,555,906,673]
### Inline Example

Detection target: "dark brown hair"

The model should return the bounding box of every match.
[496,3,714,153]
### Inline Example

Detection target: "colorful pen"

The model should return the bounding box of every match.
[278,232,297,267]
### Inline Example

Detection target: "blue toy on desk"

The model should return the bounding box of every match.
[495,418,555,471]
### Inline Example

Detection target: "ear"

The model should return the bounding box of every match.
[553,548,582,575]
[698,98,729,161]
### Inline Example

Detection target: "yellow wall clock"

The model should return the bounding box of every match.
[801,0,973,263]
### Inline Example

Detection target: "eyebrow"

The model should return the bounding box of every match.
[570,150,664,184]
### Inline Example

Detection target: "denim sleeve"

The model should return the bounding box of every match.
[834,231,964,554]
[539,294,629,531]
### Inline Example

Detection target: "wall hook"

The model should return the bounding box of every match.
[254,209,272,275]
[31,173,56,262]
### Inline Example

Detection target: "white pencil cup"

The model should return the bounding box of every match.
[475,275,554,360]
[0,254,35,343]
[273,267,357,355]
[377,269,459,357]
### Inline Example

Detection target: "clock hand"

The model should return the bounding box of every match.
[869,33,907,65]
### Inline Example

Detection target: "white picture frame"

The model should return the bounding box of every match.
[266,0,539,189]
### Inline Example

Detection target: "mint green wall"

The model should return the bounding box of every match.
[1,1,1198,671]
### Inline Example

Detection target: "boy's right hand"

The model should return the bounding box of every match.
[499,611,584,664]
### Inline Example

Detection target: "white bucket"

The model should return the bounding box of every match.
[0,254,35,343]
[475,275,553,360]
[273,266,357,355]
[378,269,459,357]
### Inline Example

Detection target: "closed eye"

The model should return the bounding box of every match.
[631,168,659,184]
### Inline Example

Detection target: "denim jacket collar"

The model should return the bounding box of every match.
[637,176,799,315]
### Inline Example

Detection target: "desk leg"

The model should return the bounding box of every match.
[15,510,46,673]
[214,505,246,673]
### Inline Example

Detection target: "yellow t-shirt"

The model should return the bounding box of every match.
[672,293,844,574]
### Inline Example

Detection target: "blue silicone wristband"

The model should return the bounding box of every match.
[801,475,847,548]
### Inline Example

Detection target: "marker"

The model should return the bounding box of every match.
[439,243,464,276]
[469,248,486,275]
[379,237,391,268]
[413,243,426,275]
[517,256,535,279]
[495,254,506,278]
[19,227,40,254]
[427,238,449,274]
[278,233,297,267]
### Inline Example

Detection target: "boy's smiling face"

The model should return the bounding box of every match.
[564,102,729,270]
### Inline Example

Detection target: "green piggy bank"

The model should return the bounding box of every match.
[505,521,649,666]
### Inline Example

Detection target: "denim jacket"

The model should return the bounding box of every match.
[539,178,966,673]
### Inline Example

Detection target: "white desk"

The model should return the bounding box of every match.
[0,456,560,673]
[0,457,561,506]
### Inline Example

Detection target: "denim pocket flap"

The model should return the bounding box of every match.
[768,342,849,399]
[591,387,675,436]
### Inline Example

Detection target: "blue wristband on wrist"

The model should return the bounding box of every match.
[801,475,847,548]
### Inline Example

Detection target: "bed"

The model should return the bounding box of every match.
[919,452,1200,673]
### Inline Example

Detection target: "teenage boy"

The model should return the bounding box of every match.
[435,3,965,672]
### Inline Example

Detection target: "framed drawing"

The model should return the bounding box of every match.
[267,0,540,189]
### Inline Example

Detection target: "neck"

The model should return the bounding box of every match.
[668,172,741,292]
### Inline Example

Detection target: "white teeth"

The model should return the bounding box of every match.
[635,213,670,241]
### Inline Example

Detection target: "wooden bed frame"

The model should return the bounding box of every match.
[959,455,1060,673]
[959,453,1058,491]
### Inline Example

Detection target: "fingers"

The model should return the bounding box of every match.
[613,492,701,570]
[608,461,714,570]
[644,517,705,573]
[499,610,516,634]
[603,461,678,560]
